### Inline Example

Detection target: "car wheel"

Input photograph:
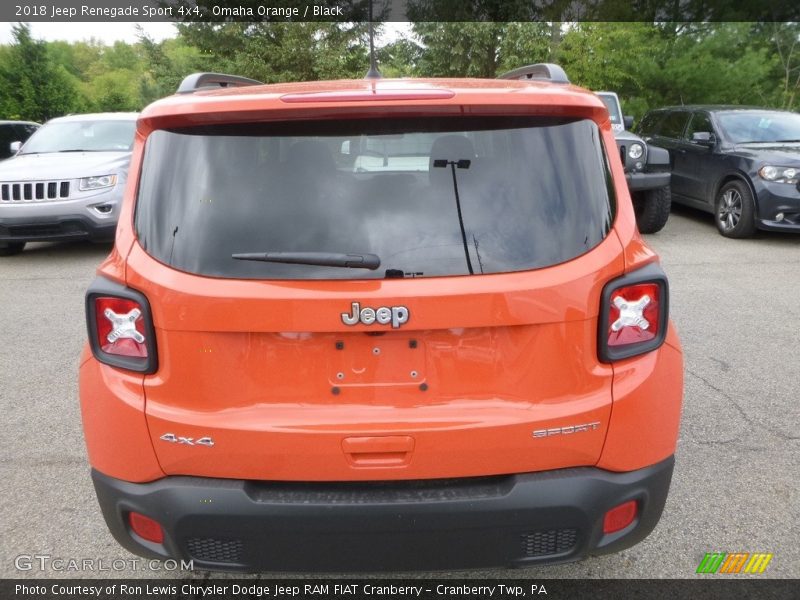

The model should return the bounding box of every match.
[0,241,25,256]
[633,185,671,234]
[715,180,756,238]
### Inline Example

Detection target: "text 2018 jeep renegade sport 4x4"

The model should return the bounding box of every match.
[80,65,683,572]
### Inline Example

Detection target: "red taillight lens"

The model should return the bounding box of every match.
[607,283,661,348]
[128,512,164,544]
[94,297,148,358]
[603,500,638,534]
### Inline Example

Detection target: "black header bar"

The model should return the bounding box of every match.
[4,579,800,600]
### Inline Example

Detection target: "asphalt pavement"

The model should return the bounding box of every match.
[1,205,798,579]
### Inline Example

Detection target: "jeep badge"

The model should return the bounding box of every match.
[341,302,409,328]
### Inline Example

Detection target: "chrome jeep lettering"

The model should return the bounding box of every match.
[341,302,409,328]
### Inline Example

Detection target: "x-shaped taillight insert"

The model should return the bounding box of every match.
[611,294,651,332]
[103,307,145,343]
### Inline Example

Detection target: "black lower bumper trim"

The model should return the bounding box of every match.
[92,456,675,573]
[0,215,115,242]
[626,171,671,192]
[757,217,800,231]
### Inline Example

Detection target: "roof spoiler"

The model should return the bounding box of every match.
[176,72,263,94]
[497,63,570,84]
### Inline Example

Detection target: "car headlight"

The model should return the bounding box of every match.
[628,143,644,160]
[79,175,117,191]
[759,166,799,184]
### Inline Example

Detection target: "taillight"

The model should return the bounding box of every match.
[599,264,669,362]
[86,278,157,373]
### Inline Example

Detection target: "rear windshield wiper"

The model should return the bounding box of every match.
[232,251,381,270]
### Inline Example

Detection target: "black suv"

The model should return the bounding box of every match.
[595,92,671,234]
[637,106,800,238]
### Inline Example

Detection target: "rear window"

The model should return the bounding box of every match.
[135,116,615,280]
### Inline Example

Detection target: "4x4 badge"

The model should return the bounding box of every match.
[160,433,214,447]
[341,302,409,329]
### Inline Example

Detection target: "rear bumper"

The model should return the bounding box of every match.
[92,456,674,573]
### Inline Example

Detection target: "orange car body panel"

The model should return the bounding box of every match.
[79,346,163,482]
[80,77,682,485]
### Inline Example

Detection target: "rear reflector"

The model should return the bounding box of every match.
[128,512,164,544]
[603,500,638,534]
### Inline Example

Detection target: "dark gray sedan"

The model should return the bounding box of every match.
[637,106,800,238]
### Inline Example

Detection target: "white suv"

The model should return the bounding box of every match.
[0,112,137,255]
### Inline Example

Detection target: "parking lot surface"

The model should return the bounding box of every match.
[1,205,798,579]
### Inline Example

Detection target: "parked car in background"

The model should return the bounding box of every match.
[637,106,800,238]
[0,120,39,160]
[595,92,671,234]
[0,112,137,255]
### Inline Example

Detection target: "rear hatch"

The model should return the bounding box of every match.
[128,113,624,481]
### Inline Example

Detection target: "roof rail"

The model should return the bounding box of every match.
[176,72,264,94]
[497,63,570,84]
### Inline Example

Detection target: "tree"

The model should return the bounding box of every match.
[758,22,800,110]
[413,22,503,78]
[634,23,775,111]
[172,22,372,83]
[0,23,80,121]
[376,38,423,77]
[412,22,552,78]
[138,29,210,103]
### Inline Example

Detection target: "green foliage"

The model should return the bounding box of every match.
[411,21,799,119]
[0,24,81,121]
[175,22,371,83]
[752,22,800,110]
[137,30,209,103]
[377,39,423,77]
[413,22,506,78]
[497,22,556,72]
[411,21,553,78]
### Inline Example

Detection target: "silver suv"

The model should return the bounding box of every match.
[0,112,137,255]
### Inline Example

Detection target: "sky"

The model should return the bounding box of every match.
[0,22,179,45]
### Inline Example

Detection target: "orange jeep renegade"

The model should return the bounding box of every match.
[79,65,683,572]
